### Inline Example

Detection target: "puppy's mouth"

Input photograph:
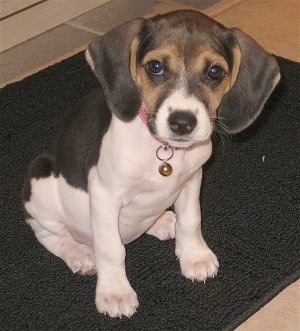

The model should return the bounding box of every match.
[155,136,207,149]
[142,106,212,148]
[150,111,213,148]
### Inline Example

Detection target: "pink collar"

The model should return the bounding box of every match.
[138,104,148,125]
[137,104,174,176]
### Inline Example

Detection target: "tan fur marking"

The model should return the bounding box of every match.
[188,49,229,74]
[135,46,184,114]
[85,49,95,72]
[130,37,140,83]
[141,46,182,72]
[187,48,231,112]
[135,64,169,114]
[228,45,241,91]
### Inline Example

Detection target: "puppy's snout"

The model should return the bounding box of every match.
[168,111,197,135]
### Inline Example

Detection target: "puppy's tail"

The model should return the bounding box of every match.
[22,153,55,202]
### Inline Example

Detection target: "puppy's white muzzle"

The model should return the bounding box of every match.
[155,89,213,147]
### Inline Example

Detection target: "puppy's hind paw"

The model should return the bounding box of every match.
[63,243,96,276]
[146,210,176,241]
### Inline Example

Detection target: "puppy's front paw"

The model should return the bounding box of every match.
[177,248,219,283]
[96,281,139,318]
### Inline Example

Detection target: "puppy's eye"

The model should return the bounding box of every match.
[147,61,164,76]
[207,65,224,80]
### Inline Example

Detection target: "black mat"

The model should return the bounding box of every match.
[1,53,299,330]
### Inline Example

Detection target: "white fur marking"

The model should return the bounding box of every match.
[155,89,212,146]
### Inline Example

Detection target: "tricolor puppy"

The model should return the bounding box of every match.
[23,10,280,317]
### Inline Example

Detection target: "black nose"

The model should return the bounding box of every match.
[168,111,197,135]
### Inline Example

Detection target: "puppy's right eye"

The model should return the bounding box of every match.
[207,65,224,80]
[147,61,164,76]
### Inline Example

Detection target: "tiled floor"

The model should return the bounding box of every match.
[1,0,299,87]
[1,0,299,329]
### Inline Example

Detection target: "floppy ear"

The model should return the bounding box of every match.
[218,28,280,134]
[85,18,146,121]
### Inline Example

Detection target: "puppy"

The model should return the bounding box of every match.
[23,10,280,318]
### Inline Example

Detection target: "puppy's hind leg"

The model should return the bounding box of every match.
[27,217,96,276]
[23,154,95,276]
[146,210,176,241]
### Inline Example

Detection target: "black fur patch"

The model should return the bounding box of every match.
[217,28,280,133]
[87,18,145,122]
[23,88,112,198]
[22,153,55,202]
[54,87,112,191]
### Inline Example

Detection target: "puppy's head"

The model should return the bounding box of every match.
[86,10,280,148]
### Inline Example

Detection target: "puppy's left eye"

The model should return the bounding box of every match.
[147,61,164,76]
[207,65,224,80]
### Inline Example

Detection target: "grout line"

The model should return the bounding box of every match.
[1,21,106,87]
[65,21,105,36]
[0,0,46,21]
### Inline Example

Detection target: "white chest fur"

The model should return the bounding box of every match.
[88,114,212,243]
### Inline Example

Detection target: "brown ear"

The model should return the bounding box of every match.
[218,28,280,134]
[85,18,146,121]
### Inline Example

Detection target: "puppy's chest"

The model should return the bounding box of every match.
[102,115,210,176]
[121,152,192,202]
[96,116,211,214]
[117,154,193,223]
[100,123,211,207]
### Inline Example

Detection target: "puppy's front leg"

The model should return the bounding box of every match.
[89,169,138,318]
[174,168,219,283]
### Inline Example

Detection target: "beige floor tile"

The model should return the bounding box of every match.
[237,280,300,331]
[211,0,300,62]
[177,0,220,8]
[0,23,98,86]
[69,0,160,33]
